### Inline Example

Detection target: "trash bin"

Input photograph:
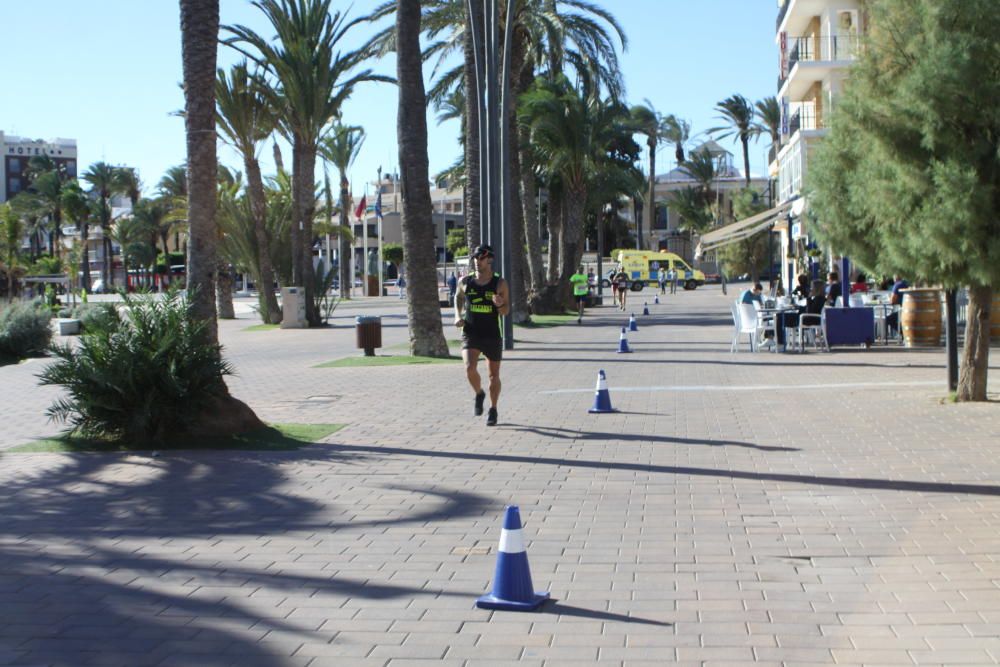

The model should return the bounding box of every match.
[355,315,382,356]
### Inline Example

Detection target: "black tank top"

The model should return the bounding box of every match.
[462,274,501,339]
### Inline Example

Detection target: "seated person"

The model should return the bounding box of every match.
[825,271,842,306]
[791,273,810,300]
[850,272,869,294]
[885,274,909,337]
[740,283,764,305]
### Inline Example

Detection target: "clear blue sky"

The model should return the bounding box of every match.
[4,0,778,199]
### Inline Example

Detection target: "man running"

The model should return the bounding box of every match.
[570,265,589,324]
[454,244,509,426]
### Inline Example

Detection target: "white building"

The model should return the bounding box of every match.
[0,132,78,203]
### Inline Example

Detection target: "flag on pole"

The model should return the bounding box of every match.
[354,195,367,220]
[374,188,383,219]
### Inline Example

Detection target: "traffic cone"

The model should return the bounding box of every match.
[642,303,650,316]
[617,327,632,353]
[629,313,638,332]
[588,369,616,413]
[476,506,549,611]
[654,294,660,305]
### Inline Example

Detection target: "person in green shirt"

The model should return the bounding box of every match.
[570,265,589,324]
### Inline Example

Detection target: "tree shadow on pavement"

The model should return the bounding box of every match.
[0,449,492,666]
[322,442,1000,498]
[502,424,800,453]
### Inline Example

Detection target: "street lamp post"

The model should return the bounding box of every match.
[598,203,610,303]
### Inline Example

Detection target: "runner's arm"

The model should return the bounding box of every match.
[454,281,466,326]
[492,279,510,316]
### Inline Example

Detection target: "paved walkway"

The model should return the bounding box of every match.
[2,286,1000,666]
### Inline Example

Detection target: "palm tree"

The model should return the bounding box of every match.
[157,165,188,264]
[82,161,120,287]
[663,114,692,166]
[630,102,674,250]
[224,0,388,326]
[396,0,449,357]
[520,75,636,309]
[61,181,93,292]
[21,170,66,256]
[709,94,756,186]
[114,167,142,208]
[319,123,365,302]
[110,212,153,291]
[216,62,282,323]
[131,197,171,290]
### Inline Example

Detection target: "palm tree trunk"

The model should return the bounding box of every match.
[742,137,751,187]
[520,156,544,292]
[179,0,220,342]
[338,174,352,300]
[244,157,281,323]
[645,138,656,251]
[80,222,91,293]
[559,188,587,305]
[293,141,319,326]
[546,189,562,284]
[506,29,529,323]
[462,13,480,253]
[216,261,235,318]
[957,284,992,401]
[397,0,449,357]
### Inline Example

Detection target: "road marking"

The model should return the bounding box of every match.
[540,380,942,395]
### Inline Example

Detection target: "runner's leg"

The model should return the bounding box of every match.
[463,348,482,394]
[487,358,502,408]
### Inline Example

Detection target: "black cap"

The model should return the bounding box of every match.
[471,244,494,259]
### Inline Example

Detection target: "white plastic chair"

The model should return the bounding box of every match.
[795,312,829,352]
[729,302,742,353]
[849,293,865,308]
[735,303,764,352]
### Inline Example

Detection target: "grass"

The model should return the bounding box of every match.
[9,423,344,453]
[515,312,578,328]
[315,354,460,368]
[242,323,281,332]
[387,338,462,351]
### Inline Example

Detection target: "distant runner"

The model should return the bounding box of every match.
[570,265,589,324]
[454,244,509,426]
[612,266,629,311]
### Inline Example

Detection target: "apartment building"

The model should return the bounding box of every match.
[774,0,864,282]
[0,132,78,203]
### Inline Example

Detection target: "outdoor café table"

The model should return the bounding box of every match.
[758,305,801,352]
[862,298,895,345]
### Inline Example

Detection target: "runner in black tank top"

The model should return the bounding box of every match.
[454,244,509,426]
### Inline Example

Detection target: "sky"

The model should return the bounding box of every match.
[3,0,778,199]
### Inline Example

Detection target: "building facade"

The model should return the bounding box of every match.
[773,0,865,284]
[0,132,78,203]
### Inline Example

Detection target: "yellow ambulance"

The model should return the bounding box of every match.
[613,250,706,291]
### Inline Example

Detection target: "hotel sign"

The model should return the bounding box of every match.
[779,31,789,78]
[780,97,790,136]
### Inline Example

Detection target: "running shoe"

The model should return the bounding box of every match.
[486,407,498,426]
[474,390,486,416]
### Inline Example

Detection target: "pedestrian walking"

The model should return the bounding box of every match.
[658,269,667,295]
[396,273,406,299]
[669,267,678,294]
[454,244,509,426]
[570,265,589,324]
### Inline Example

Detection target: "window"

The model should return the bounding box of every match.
[8,177,21,194]
[8,158,21,174]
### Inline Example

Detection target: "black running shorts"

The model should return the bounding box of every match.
[462,335,502,362]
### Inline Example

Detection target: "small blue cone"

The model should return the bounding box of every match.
[629,313,638,332]
[642,303,650,316]
[589,369,616,413]
[617,327,632,353]
[654,294,660,305]
[476,506,549,611]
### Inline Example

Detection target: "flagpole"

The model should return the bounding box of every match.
[377,166,384,297]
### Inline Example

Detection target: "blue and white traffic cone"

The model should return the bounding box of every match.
[617,327,632,353]
[588,369,616,413]
[476,506,549,611]
[642,303,650,316]
[654,294,660,305]
[629,313,638,332]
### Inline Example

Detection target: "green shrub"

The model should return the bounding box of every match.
[38,291,232,442]
[74,303,120,333]
[0,301,53,361]
[29,255,63,275]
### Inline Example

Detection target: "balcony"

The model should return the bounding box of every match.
[788,107,826,135]
[776,0,790,31]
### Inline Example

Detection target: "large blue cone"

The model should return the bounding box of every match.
[476,506,549,611]
[629,314,638,332]
[589,369,616,413]
[617,327,632,353]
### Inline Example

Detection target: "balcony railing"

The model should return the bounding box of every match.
[787,34,859,65]
[788,107,826,135]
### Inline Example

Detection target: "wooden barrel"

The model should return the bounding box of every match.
[901,288,942,347]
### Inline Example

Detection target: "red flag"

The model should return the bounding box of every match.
[354,195,367,219]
